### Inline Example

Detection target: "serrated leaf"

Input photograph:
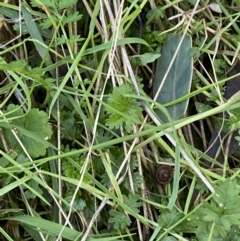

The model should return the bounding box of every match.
[64,189,86,212]
[40,16,58,29]
[32,0,77,11]
[62,12,82,25]
[3,104,53,158]
[191,178,240,239]
[202,212,219,222]
[213,58,228,75]
[124,172,143,191]
[56,35,84,46]
[96,129,113,144]
[158,207,184,229]
[105,83,142,133]
[55,36,67,45]
[108,210,131,230]
[153,34,193,123]
[30,0,55,8]
[69,35,85,43]
[220,216,231,231]
[57,0,78,10]
[122,193,141,213]
[225,225,240,241]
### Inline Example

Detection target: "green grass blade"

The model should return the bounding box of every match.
[21,5,53,68]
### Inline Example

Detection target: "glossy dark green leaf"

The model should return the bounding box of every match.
[153,34,193,123]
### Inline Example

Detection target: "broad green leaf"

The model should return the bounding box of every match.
[153,34,193,123]
[3,104,53,158]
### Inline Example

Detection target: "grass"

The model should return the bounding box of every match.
[1,0,240,240]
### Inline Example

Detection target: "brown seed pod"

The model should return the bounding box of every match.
[155,165,173,184]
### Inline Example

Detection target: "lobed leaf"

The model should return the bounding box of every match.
[105,83,142,133]
[108,210,131,230]
[3,104,53,158]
